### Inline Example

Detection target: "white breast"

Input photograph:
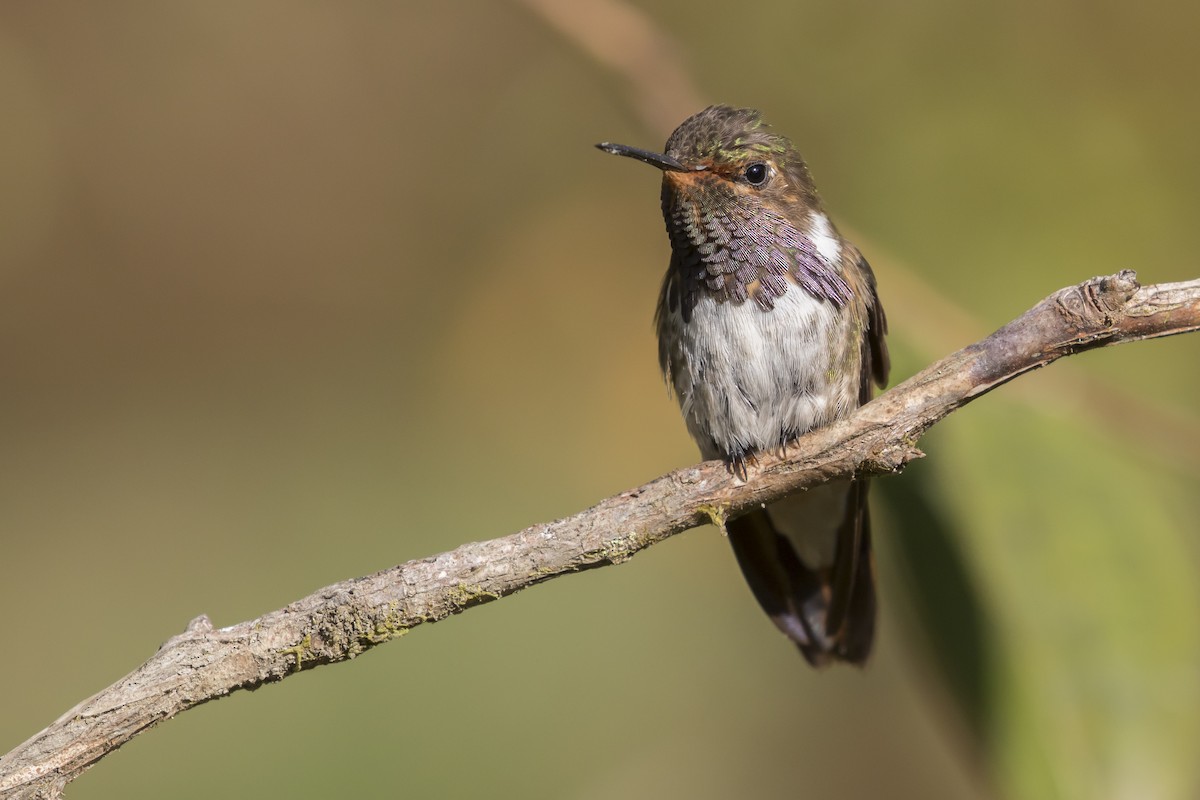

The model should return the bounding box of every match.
[667,284,851,460]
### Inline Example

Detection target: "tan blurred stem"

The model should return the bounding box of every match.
[1,271,1198,800]
[514,0,704,137]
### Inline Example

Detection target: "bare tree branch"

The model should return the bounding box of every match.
[2,271,1198,800]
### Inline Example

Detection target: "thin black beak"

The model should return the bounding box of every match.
[595,142,700,172]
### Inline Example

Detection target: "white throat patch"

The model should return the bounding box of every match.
[809,212,843,266]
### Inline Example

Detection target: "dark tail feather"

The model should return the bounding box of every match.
[726,481,876,667]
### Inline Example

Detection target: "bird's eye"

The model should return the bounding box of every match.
[743,162,769,186]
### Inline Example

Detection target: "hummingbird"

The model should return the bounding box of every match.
[598,105,889,666]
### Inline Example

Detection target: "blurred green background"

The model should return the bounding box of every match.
[2,2,1198,798]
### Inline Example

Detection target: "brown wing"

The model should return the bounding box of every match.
[825,247,887,641]
[727,482,876,667]
[726,508,836,666]
[820,478,876,662]
[854,247,890,395]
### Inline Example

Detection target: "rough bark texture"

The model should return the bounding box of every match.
[2,271,1198,800]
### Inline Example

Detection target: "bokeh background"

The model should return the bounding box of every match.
[2,2,1198,798]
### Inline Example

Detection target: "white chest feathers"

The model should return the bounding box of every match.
[665,282,856,461]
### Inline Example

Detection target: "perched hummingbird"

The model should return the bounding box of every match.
[598,105,889,666]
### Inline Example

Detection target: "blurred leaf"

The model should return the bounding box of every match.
[932,396,1200,800]
[878,452,997,750]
